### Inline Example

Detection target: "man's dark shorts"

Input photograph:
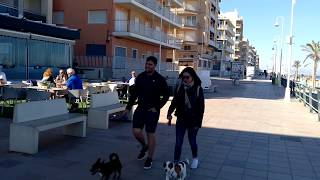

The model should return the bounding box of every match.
[132,108,160,133]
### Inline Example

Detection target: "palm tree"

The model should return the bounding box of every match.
[292,60,301,81]
[302,41,320,88]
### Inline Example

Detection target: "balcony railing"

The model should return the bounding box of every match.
[114,20,181,48]
[117,0,182,26]
[225,46,234,54]
[219,26,235,36]
[113,56,178,72]
[171,0,183,7]
[75,56,112,68]
[182,19,197,27]
[183,3,199,12]
[0,2,46,22]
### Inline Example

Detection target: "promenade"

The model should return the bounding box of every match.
[0,78,319,180]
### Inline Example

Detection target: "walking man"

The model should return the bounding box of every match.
[123,56,169,169]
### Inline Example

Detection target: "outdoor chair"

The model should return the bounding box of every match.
[26,89,51,102]
[0,87,22,114]
[67,89,89,113]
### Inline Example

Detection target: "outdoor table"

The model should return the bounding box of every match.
[49,87,67,99]
[88,83,110,93]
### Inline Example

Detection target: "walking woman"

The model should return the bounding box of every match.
[167,67,205,169]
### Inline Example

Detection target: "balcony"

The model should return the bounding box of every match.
[176,3,199,14]
[226,36,234,44]
[224,46,234,54]
[209,39,219,49]
[225,56,233,62]
[182,19,197,29]
[113,20,181,49]
[218,35,234,45]
[171,0,183,8]
[0,2,46,22]
[200,53,214,60]
[115,0,182,27]
[218,25,235,37]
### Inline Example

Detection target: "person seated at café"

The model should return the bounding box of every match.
[65,68,83,112]
[41,68,54,84]
[0,67,7,85]
[116,76,128,99]
[55,69,68,87]
[128,71,136,98]
[66,68,83,90]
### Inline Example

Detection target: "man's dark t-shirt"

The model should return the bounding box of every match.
[126,71,169,111]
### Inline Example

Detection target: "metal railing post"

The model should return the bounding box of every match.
[303,87,306,106]
[309,88,313,113]
[317,90,320,121]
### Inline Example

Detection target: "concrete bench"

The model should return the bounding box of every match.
[88,92,131,129]
[203,85,218,93]
[9,99,86,154]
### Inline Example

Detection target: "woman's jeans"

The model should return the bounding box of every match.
[174,125,199,161]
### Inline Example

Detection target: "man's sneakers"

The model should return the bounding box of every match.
[137,145,148,160]
[144,157,153,170]
[190,158,199,169]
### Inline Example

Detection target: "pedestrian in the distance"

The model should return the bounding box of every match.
[167,67,205,169]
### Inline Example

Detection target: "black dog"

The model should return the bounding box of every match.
[90,153,122,180]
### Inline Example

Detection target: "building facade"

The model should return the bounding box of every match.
[221,10,243,61]
[0,0,79,80]
[175,0,220,72]
[217,14,235,76]
[54,0,184,79]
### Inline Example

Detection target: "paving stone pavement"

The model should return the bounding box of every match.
[0,78,320,180]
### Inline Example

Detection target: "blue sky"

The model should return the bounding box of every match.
[221,0,320,75]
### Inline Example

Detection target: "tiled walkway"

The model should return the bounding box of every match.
[0,78,319,180]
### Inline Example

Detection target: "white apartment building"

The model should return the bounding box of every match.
[175,0,221,71]
[221,9,243,61]
[217,14,235,76]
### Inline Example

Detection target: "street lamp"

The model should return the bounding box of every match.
[272,43,278,77]
[284,0,296,101]
[159,0,164,73]
[275,16,285,87]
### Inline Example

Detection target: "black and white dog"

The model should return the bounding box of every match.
[163,159,189,180]
[90,153,122,180]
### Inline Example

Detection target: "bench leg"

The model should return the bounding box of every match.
[127,105,137,121]
[88,110,109,129]
[63,120,86,137]
[9,124,39,154]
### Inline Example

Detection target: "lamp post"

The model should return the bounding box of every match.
[284,0,296,101]
[272,43,278,77]
[159,0,164,73]
[272,39,278,84]
[275,16,285,87]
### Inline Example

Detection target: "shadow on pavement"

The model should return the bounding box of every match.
[0,118,318,180]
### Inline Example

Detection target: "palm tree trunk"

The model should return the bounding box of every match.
[312,60,317,88]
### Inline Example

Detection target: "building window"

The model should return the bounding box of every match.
[210,32,214,40]
[184,46,191,50]
[53,11,64,25]
[142,54,146,60]
[88,10,107,24]
[132,49,138,59]
[86,44,106,56]
[115,47,127,57]
[185,16,196,26]
[0,35,72,80]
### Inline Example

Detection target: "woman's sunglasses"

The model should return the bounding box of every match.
[183,76,191,80]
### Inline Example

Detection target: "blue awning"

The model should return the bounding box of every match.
[0,14,80,40]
